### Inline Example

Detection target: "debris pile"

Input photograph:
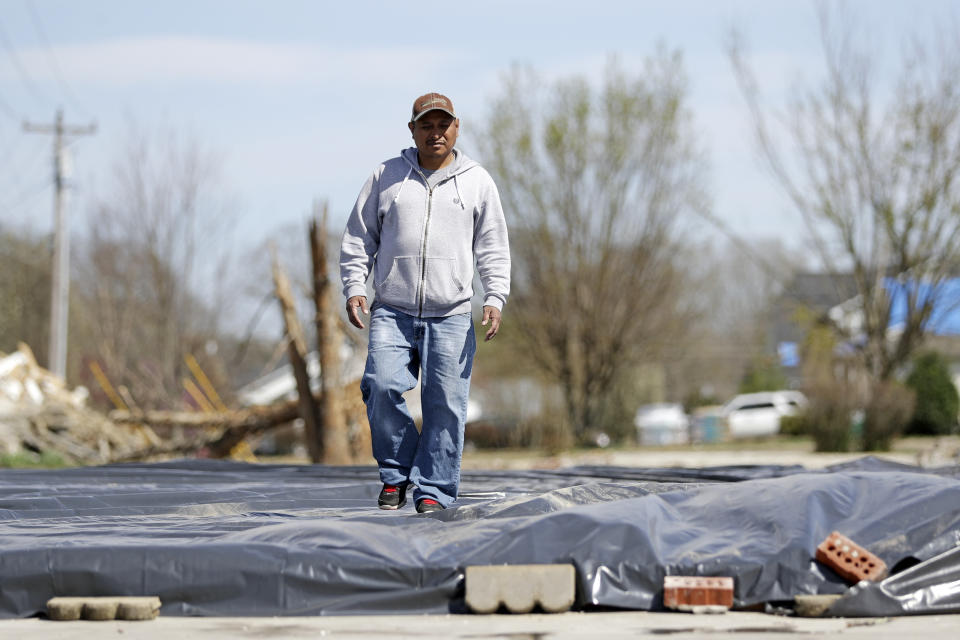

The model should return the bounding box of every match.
[0,344,158,464]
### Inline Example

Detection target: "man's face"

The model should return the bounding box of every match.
[409,111,459,169]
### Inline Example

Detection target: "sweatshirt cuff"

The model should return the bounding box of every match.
[344,284,368,300]
[482,295,504,311]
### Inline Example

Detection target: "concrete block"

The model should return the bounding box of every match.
[815,531,887,584]
[47,596,161,621]
[663,576,734,611]
[117,598,162,620]
[465,564,576,614]
[46,597,85,621]
[82,599,118,621]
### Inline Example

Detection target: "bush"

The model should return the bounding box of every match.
[739,357,788,394]
[905,351,959,436]
[779,413,807,437]
[802,383,857,452]
[463,419,514,449]
[862,380,915,451]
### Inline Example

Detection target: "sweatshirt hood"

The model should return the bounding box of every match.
[401,147,478,181]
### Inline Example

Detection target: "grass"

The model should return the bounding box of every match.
[464,434,816,459]
[0,450,70,468]
[3,435,953,469]
[461,433,959,469]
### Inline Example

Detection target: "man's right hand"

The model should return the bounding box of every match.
[346,295,369,329]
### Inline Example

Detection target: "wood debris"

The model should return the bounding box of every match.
[0,343,160,464]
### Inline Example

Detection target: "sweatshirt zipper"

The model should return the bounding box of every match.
[416,171,433,318]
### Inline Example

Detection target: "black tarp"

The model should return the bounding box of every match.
[0,457,958,618]
[826,545,960,616]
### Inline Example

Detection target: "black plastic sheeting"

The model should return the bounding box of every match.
[0,457,958,618]
[827,545,960,616]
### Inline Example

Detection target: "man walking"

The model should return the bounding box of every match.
[340,93,510,513]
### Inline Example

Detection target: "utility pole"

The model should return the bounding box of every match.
[23,109,96,379]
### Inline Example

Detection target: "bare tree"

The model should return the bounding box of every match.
[478,55,707,442]
[76,123,235,408]
[271,245,321,461]
[310,203,351,464]
[729,7,960,447]
[669,237,802,405]
[0,227,50,358]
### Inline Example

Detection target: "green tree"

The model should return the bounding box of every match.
[738,356,788,394]
[906,351,959,436]
[479,55,706,443]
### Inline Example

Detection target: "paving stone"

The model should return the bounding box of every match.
[46,598,85,621]
[82,599,119,620]
[47,596,161,621]
[815,531,888,584]
[465,564,576,614]
[116,598,162,620]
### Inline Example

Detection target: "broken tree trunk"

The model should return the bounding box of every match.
[111,398,301,460]
[310,202,351,464]
[271,246,323,463]
[110,401,300,430]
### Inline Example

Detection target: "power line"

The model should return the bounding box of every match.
[23,0,90,118]
[0,135,50,210]
[0,130,24,169]
[0,92,21,121]
[2,132,50,178]
[0,20,54,107]
[0,178,49,215]
[691,201,796,290]
[0,19,24,121]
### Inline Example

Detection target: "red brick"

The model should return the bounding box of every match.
[663,576,734,610]
[815,531,888,584]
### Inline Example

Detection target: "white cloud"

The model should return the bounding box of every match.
[5,37,459,88]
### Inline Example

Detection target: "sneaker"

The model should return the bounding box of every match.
[415,498,444,513]
[378,483,407,510]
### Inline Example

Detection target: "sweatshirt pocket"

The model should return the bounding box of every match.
[423,256,465,308]
[376,255,420,304]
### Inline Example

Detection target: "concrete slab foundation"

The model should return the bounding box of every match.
[1,611,959,640]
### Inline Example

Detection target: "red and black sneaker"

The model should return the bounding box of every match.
[378,483,407,510]
[415,498,444,513]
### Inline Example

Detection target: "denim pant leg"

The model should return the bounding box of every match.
[409,312,476,506]
[360,306,420,486]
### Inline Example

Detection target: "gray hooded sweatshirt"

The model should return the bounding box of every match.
[340,147,510,317]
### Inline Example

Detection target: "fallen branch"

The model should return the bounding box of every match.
[110,399,301,460]
[110,400,299,430]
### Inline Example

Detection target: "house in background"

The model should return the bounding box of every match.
[770,272,960,394]
[838,277,960,391]
[235,344,366,407]
[768,272,858,387]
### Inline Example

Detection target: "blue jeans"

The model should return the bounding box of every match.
[361,304,476,507]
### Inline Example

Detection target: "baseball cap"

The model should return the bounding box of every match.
[410,92,456,122]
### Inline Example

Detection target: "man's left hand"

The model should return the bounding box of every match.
[481,306,501,342]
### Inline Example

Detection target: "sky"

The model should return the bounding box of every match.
[1,0,957,264]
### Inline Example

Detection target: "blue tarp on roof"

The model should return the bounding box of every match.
[886,278,960,336]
